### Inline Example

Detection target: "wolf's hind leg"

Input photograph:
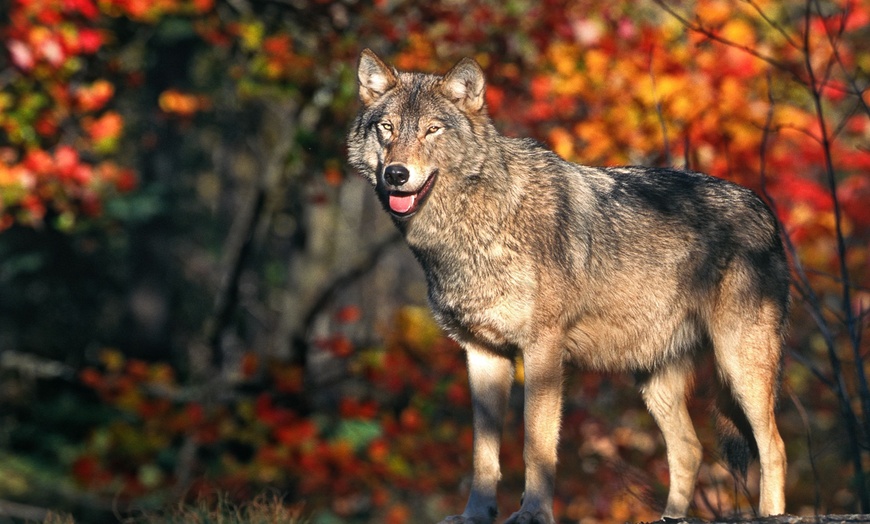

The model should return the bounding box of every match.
[712,314,786,517]
[640,362,702,518]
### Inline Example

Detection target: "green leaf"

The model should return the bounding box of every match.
[0,252,45,280]
[104,188,164,223]
[156,17,195,43]
[332,419,381,451]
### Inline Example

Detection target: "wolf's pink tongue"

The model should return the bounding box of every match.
[389,193,415,214]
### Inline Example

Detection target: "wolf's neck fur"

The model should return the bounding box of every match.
[401,125,576,301]
[404,128,524,248]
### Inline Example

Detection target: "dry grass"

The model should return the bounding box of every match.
[125,494,306,524]
[43,513,76,524]
[40,495,305,524]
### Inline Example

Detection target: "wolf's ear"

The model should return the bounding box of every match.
[441,57,486,113]
[358,49,397,106]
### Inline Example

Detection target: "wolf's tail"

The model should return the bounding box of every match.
[713,382,758,477]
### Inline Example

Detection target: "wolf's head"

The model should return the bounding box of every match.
[347,49,491,222]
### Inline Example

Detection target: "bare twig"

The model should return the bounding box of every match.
[742,0,800,49]
[652,0,799,81]
[802,266,870,294]
[647,48,673,166]
[812,0,870,117]
[297,231,402,343]
[653,0,860,102]
[789,349,834,389]
[831,99,866,141]
[802,0,870,450]
[801,0,870,511]
[787,386,823,514]
[202,107,296,373]
[0,499,50,521]
[729,2,870,511]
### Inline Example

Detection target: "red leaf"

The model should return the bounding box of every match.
[274,419,317,447]
[399,407,423,432]
[326,335,354,357]
[335,305,362,324]
[485,84,505,114]
[54,145,79,179]
[839,175,870,229]
[63,0,100,20]
[79,367,103,389]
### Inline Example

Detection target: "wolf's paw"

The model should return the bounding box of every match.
[502,508,555,524]
[437,516,493,524]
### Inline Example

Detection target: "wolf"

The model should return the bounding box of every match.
[347,49,789,524]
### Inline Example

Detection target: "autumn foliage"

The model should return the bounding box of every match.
[1,0,869,522]
[70,308,479,522]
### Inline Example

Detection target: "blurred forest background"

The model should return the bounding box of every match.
[0,0,868,522]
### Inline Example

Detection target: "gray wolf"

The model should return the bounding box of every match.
[346,49,788,524]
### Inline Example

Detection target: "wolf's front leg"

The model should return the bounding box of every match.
[439,346,514,524]
[504,334,563,524]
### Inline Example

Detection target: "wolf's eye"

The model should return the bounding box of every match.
[426,125,441,135]
[379,122,393,133]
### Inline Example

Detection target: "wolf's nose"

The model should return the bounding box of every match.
[384,164,410,187]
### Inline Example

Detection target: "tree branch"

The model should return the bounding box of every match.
[742,0,800,49]
[296,231,402,345]
[0,499,50,521]
[647,48,673,166]
[201,106,297,373]
[813,0,870,118]
[652,0,800,82]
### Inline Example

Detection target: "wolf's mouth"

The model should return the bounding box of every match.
[387,170,437,218]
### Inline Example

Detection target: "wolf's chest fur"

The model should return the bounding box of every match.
[408,223,541,353]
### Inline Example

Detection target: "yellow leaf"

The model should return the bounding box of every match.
[697,0,735,26]
[669,95,696,121]
[395,306,441,352]
[656,74,686,99]
[549,127,575,160]
[238,21,264,51]
[138,464,164,488]
[774,105,813,130]
[583,49,610,80]
[553,72,586,97]
[547,42,580,77]
[724,119,759,151]
[721,19,757,47]
[514,356,524,384]
[99,348,125,372]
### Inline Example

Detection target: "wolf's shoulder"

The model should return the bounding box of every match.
[597,165,758,199]
[499,136,554,157]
